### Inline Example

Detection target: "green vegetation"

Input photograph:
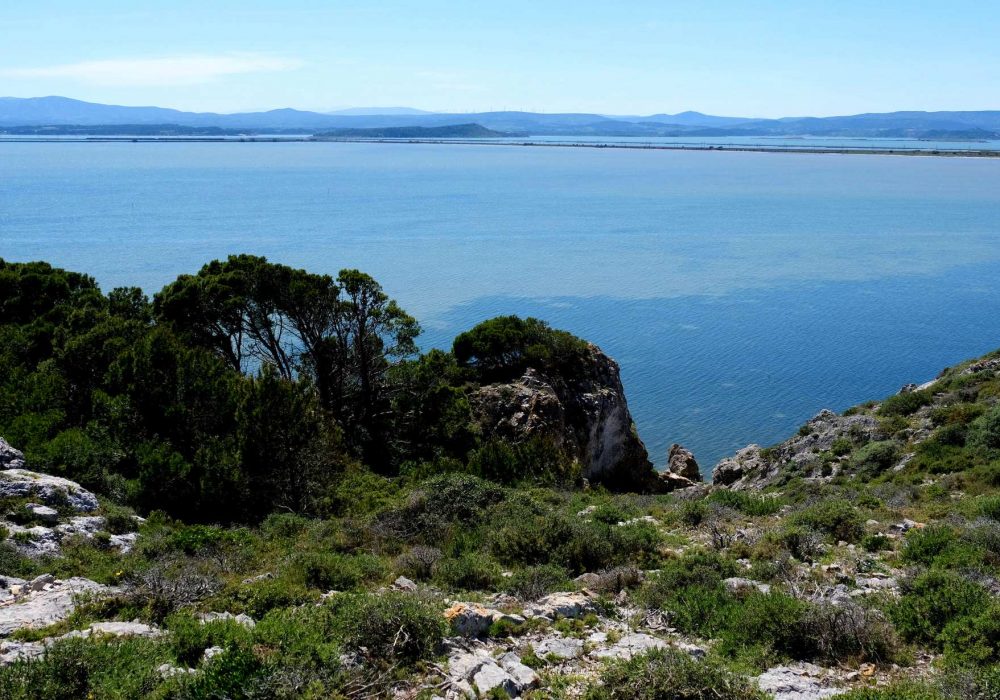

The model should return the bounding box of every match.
[3,257,1000,697]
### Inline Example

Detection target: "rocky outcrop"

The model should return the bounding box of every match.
[0,438,25,470]
[468,344,657,490]
[712,409,883,489]
[0,469,99,512]
[667,444,702,481]
[0,577,113,637]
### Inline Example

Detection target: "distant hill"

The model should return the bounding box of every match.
[326,107,435,116]
[1,97,998,138]
[313,123,513,138]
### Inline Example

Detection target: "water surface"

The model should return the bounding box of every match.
[2,141,999,468]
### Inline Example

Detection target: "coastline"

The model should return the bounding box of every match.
[2,135,1000,157]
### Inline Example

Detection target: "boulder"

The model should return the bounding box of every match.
[755,663,845,700]
[0,438,25,470]
[522,591,596,620]
[658,470,697,492]
[0,469,99,512]
[197,611,256,628]
[0,577,112,637]
[392,575,418,592]
[667,444,702,481]
[592,632,667,660]
[723,577,772,595]
[468,345,658,490]
[443,603,524,638]
[25,504,59,523]
[534,636,583,660]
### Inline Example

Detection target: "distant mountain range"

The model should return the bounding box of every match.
[2,96,999,139]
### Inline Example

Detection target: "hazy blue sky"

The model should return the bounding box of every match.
[3,1,998,116]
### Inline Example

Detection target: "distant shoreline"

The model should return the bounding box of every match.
[3,135,1000,157]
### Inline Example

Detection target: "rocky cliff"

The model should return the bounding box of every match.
[468,343,660,490]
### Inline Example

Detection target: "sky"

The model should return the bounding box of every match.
[2,1,998,117]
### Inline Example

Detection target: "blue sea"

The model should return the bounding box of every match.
[2,141,1000,470]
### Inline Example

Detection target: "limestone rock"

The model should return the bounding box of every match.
[498,652,540,690]
[0,438,25,470]
[25,503,59,523]
[393,575,418,592]
[724,577,772,595]
[667,444,702,481]
[522,591,596,620]
[0,469,99,512]
[444,603,524,638]
[658,470,697,492]
[534,636,583,660]
[756,663,846,700]
[0,577,112,637]
[473,663,519,696]
[197,611,256,628]
[592,632,667,660]
[468,345,657,490]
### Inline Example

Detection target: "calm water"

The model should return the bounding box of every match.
[2,141,1000,469]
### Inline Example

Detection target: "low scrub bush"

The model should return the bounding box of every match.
[890,570,990,647]
[793,499,864,543]
[707,489,784,517]
[584,647,767,700]
[292,551,387,591]
[432,552,502,591]
[503,563,570,600]
[879,389,933,417]
[849,441,900,477]
[331,591,446,664]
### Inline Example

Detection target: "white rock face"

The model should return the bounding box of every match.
[592,632,667,660]
[756,664,847,700]
[446,648,539,698]
[522,591,596,620]
[0,469,99,512]
[0,577,113,637]
[0,437,25,470]
[533,637,583,660]
[468,345,656,488]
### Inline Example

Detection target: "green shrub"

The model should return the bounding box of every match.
[432,552,502,591]
[167,612,254,667]
[861,533,893,552]
[879,389,933,417]
[706,490,783,517]
[890,570,990,646]
[940,603,1000,666]
[100,502,138,535]
[224,577,316,619]
[468,436,577,485]
[900,524,958,565]
[332,591,445,664]
[793,499,864,543]
[503,564,570,600]
[849,440,900,477]
[830,437,854,456]
[254,604,343,669]
[584,648,766,700]
[837,683,942,700]
[293,551,387,591]
[968,404,1000,457]
[0,636,170,700]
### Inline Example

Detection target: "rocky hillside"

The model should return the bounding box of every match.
[2,346,1000,698]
